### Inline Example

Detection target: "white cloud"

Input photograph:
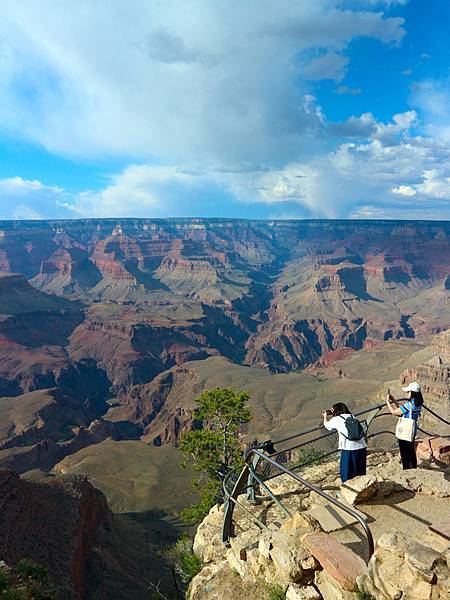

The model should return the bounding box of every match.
[392,185,416,196]
[0,1,405,166]
[0,177,70,219]
[417,169,450,200]
[2,107,450,221]
[329,112,377,137]
[1,1,448,221]
[411,79,450,143]
[220,111,450,218]
[68,165,199,218]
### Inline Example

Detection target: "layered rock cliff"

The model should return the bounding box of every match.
[0,469,110,599]
[0,469,175,599]
[401,328,450,421]
[0,219,449,457]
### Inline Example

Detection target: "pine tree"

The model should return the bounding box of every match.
[179,387,251,523]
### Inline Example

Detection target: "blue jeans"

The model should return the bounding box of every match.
[340,448,367,483]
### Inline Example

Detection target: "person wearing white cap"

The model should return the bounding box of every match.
[386,381,424,469]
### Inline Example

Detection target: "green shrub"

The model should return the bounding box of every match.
[265,582,286,600]
[180,479,221,524]
[14,559,48,583]
[177,551,202,584]
[165,535,203,588]
[179,387,251,524]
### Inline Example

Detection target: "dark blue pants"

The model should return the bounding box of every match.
[340,448,367,483]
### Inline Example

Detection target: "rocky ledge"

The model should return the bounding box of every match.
[189,454,450,599]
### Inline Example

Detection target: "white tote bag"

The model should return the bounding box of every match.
[395,404,415,442]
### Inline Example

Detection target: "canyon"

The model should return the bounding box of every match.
[0,219,448,469]
[0,218,449,596]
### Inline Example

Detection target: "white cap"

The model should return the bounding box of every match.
[402,381,421,393]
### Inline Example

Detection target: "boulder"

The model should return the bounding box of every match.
[392,468,450,497]
[269,531,310,585]
[340,474,379,505]
[281,511,322,534]
[302,532,366,591]
[225,527,318,586]
[357,530,448,600]
[286,583,322,599]
[339,466,450,504]
[226,530,260,578]
[315,570,361,600]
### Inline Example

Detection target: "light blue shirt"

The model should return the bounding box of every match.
[400,400,422,421]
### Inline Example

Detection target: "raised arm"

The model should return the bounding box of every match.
[322,411,335,430]
[386,393,402,416]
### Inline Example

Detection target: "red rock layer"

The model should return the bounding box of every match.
[0,469,111,599]
[401,329,450,420]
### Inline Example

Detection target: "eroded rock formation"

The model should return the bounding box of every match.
[401,329,450,420]
[0,469,175,599]
[0,219,449,463]
[0,469,111,599]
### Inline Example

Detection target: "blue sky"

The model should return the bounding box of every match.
[0,0,449,220]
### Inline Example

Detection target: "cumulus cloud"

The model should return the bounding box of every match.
[328,112,377,137]
[2,106,450,221]
[0,0,405,166]
[219,111,450,218]
[392,185,416,196]
[74,113,450,219]
[68,166,198,218]
[0,177,71,219]
[1,1,448,221]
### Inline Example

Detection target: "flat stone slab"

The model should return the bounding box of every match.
[302,532,366,591]
[429,520,450,541]
[305,502,367,533]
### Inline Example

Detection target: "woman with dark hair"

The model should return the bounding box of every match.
[386,381,423,470]
[322,402,367,483]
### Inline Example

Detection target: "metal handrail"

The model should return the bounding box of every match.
[227,449,375,560]
[423,404,450,426]
[256,402,448,457]
[256,402,387,451]
[222,399,449,558]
